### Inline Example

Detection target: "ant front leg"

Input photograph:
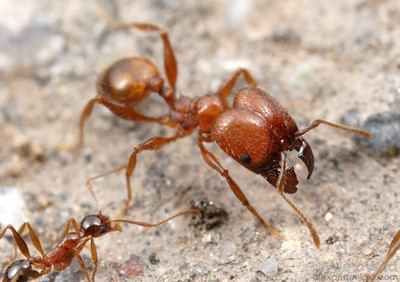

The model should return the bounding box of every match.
[276,152,320,248]
[295,119,372,139]
[72,237,94,282]
[197,134,282,239]
[217,68,257,100]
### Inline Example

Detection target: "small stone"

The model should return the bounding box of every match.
[0,186,30,227]
[353,109,400,155]
[148,252,160,265]
[256,257,279,275]
[325,235,339,245]
[30,141,45,162]
[116,254,145,277]
[324,212,333,222]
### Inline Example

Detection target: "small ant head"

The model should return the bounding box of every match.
[3,259,40,282]
[97,57,163,105]
[80,214,121,238]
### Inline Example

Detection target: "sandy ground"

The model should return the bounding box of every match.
[0,0,399,281]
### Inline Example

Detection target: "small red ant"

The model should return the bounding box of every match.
[63,16,371,247]
[0,210,199,281]
[368,230,400,282]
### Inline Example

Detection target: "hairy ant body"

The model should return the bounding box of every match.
[368,230,400,282]
[64,17,371,247]
[1,210,198,281]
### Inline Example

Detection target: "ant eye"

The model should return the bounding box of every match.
[99,226,107,234]
[240,153,251,164]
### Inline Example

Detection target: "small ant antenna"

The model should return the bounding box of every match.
[112,209,201,227]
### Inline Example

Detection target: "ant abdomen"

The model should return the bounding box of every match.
[96,57,163,105]
[3,259,38,282]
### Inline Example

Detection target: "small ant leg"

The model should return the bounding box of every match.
[17,223,45,257]
[295,119,372,139]
[86,163,127,210]
[112,209,201,227]
[61,217,80,238]
[73,237,93,282]
[90,238,98,282]
[197,135,282,239]
[118,128,191,218]
[277,152,320,248]
[0,225,31,258]
[217,68,257,100]
[369,230,400,282]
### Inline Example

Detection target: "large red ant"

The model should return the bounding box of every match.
[63,16,372,248]
[368,230,400,282]
[0,210,199,281]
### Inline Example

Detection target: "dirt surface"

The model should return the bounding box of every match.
[1,0,399,281]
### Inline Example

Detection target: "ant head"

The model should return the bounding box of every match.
[97,57,163,105]
[80,214,121,238]
[3,259,40,282]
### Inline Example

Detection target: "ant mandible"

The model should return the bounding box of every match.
[0,210,199,281]
[368,230,400,282]
[64,16,372,247]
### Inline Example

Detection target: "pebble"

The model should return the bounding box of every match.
[0,186,30,228]
[324,212,333,222]
[256,257,279,275]
[353,109,400,155]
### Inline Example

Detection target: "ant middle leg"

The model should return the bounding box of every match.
[110,128,191,218]
[295,119,372,139]
[217,68,257,100]
[197,135,282,239]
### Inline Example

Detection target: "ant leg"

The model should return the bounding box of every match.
[17,223,45,257]
[277,152,320,248]
[217,68,257,100]
[0,225,31,258]
[87,163,127,210]
[118,128,191,218]
[73,238,92,282]
[295,119,371,139]
[90,238,98,282]
[197,136,282,239]
[61,97,173,152]
[61,217,80,238]
[369,230,400,282]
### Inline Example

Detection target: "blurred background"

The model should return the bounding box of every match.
[0,0,399,281]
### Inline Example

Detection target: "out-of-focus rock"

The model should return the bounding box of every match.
[0,186,30,228]
[353,109,400,155]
